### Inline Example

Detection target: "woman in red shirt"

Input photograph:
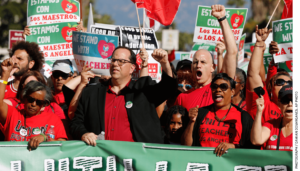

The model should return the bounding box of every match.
[251,85,293,151]
[0,59,67,150]
[3,71,65,120]
[182,73,255,156]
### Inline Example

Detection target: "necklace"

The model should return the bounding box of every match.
[213,104,232,122]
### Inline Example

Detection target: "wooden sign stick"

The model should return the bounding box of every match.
[266,0,281,28]
[135,3,145,49]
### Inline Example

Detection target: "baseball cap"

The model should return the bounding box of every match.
[176,59,192,72]
[52,59,74,74]
[278,85,293,100]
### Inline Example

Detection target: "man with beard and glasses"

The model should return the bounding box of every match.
[174,5,237,111]
[4,41,44,99]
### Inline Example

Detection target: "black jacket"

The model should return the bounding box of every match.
[192,104,258,149]
[70,72,177,143]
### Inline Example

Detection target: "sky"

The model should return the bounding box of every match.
[95,0,252,33]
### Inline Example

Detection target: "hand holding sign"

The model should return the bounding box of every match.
[269,41,279,54]
[22,26,30,39]
[152,49,168,64]
[139,48,148,67]
[211,5,226,19]
[80,65,95,86]
[189,105,199,123]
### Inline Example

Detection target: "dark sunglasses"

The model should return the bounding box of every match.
[26,96,47,106]
[178,84,192,90]
[52,72,71,80]
[211,83,229,91]
[280,96,293,105]
[275,79,292,86]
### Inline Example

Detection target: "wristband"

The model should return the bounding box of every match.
[40,133,47,141]
[218,16,226,22]
[0,80,8,85]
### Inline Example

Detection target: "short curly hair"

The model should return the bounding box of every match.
[10,41,45,71]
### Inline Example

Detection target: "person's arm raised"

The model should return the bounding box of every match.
[216,40,226,73]
[250,96,270,145]
[247,26,272,91]
[211,5,237,78]
[139,48,149,77]
[152,49,173,78]
[0,58,15,125]
[68,65,94,120]
[181,106,198,146]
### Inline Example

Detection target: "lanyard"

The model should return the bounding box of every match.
[276,119,283,150]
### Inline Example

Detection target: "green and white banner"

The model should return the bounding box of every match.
[27,0,80,26]
[26,22,78,60]
[238,33,246,64]
[272,18,293,63]
[0,141,292,171]
[193,6,247,43]
[190,43,225,64]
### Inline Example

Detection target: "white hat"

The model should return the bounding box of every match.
[52,59,74,74]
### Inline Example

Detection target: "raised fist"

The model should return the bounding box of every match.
[189,105,199,122]
[139,48,148,67]
[255,25,272,43]
[152,49,168,64]
[211,5,226,19]
[1,58,15,77]
[256,96,265,113]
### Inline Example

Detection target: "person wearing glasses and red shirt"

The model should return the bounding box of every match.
[251,85,293,151]
[0,58,67,150]
[246,26,292,124]
[70,46,176,145]
[182,73,255,156]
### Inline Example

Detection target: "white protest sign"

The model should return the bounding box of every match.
[272,18,293,63]
[162,29,179,50]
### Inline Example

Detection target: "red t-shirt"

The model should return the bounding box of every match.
[175,84,214,112]
[263,117,292,151]
[1,105,67,141]
[4,81,17,99]
[53,92,65,106]
[104,82,134,142]
[199,107,242,147]
[7,98,66,120]
[235,100,246,111]
[266,64,277,87]
[246,84,281,124]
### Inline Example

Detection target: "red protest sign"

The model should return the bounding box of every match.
[9,30,24,49]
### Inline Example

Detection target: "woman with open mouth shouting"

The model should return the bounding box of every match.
[0,58,67,151]
[251,85,293,151]
[182,73,256,157]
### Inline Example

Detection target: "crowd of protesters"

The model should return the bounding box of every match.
[0,4,293,155]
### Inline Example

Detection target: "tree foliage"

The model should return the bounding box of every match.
[0,1,27,47]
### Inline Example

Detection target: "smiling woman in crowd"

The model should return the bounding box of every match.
[251,85,293,151]
[0,58,67,150]
[182,73,256,156]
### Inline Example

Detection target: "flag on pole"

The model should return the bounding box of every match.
[87,3,94,33]
[168,49,175,62]
[144,9,160,31]
[131,0,181,26]
[281,0,293,19]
